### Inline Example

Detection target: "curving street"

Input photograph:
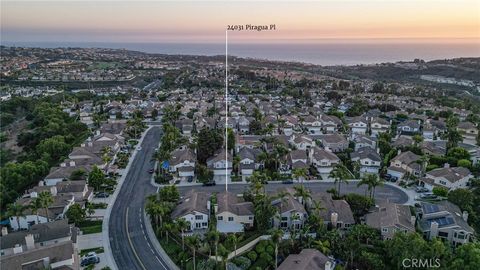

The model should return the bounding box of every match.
[107,126,409,270]
[108,126,169,270]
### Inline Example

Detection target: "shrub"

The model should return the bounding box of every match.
[247,251,257,262]
[232,256,251,270]
[265,245,274,256]
[255,240,267,254]
[433,186,449,197]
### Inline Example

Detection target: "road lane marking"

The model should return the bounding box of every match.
[126,207,147,270]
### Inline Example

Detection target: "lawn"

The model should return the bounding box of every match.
[79,220,103,234]
[80,246,105,257]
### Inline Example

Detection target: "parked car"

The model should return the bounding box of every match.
[203,181,216,186]
[80,252,100,267]
[148,168,154,174]
[187,176,194,183]
[95,192,110,198]
[420,193,437,199]
[415,186,429,193]
[282,180,294,184]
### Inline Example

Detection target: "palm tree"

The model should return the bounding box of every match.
[329,164,352,197]
[292,168,308,185]
[227,233,240,257]
[207,230,220,265]
[29,198,42,225]
[38,191,54,222]
[146,201,168,230]
[313,239,331,254]
[175,218,189,250]
[270,229,284,269]
[7,203,26,230]
[232,155,241,176]
[186,235,201,270]
[357,174,374,197]
[370,174,385,199]
[293,185,311,207]
[163,222,174,243]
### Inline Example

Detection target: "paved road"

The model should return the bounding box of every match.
[109,127,169,270]
[178,181,409,204]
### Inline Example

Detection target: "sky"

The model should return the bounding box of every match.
[1,0,479,44]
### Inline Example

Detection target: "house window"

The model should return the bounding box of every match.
[195,223,201,228]
[202,222,208,227]
[281,217,288,221]
[195,215,203,220]
[280,222,288,228]
[438,231,449,238]
[249,216,253,220]
[382,228,388,233]
[228,217,234,221]
[217,216,223,221]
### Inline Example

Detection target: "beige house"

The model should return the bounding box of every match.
[215,192,254,233]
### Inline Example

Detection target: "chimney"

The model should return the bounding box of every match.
[96,130,100,136]
[60,162,67,167]
[38,181,44,187]
[88,142,93,147]
[31,191,38,198]
[1,227,8,236]
[69,160,76,167]
[207,201,211,212]
[410,216,416,226]
[444,163,450,168]
[330,212,338,228]
[214,204,218,214]
[25,234,35,250]
[81,143,86,147]
[397,149,402,156]
[13,244,23,254]
[462,211,469,222]
[325,261,332,270]
[429,221,439,240]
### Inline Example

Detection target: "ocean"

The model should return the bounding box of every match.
[2,40,479,66]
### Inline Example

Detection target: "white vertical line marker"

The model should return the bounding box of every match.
[225,30,228,192]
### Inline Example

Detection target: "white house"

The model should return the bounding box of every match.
[310,147,340,175]
[420,165,473,191]
[171,191,210,231]
[216,192,254,233]
[347,116,368,135]
[207,149,232,176]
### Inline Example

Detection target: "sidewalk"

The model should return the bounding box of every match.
[102,126,152,270]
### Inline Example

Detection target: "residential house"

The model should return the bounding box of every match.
[315,134,348,152]
[364,202,415,240]
[237,147,262,178]
[216,192,254,233]
[302,115,322,135]
[310,147,341,175]
[169,149,196,179]
[457,122,478,145]
[309,192,355,230]
[370,117,391,137]
[290,134,315,150]
[206,149,232,177]
[0,241,78,270]
[272,189,308,230]
[353,135,377,151]
[387,151,423,180]
[397,120,421,135]
[420,165,473,191]
[171,190,210,231]
[347,116,368,135]
[351,147,382,175]
[278,249,335,270]
[0,220,76,257]
[416,202,475,246]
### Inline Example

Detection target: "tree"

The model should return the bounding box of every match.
[448,188,474,212]
[70,169,87,180]
[29,197,42,224]
[65,203,86,225]
[227,128,235,152]
[457,159,472,168]
[448,242,480,270]
[196,128,223,164]
[88,165,106,191]
[7,203,26,230]
[345,193,374,220]
[293,185,311,207]
[270,229,284,269]
[196,164,214,184]
[38,191,54,222]
[227,233,240,257]
[159,185,180,203]
[186,235,201,270]
[146,200,169,230]
[254,195,277,232]
[292,168,308,185]
[35,135,71,165]
[329,164,352,197]
[175,218,189,250]
[432,186,449,197]
[207,230,220,264]
[313,239,330,254]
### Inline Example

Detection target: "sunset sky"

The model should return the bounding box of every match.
[1,0,479,44]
